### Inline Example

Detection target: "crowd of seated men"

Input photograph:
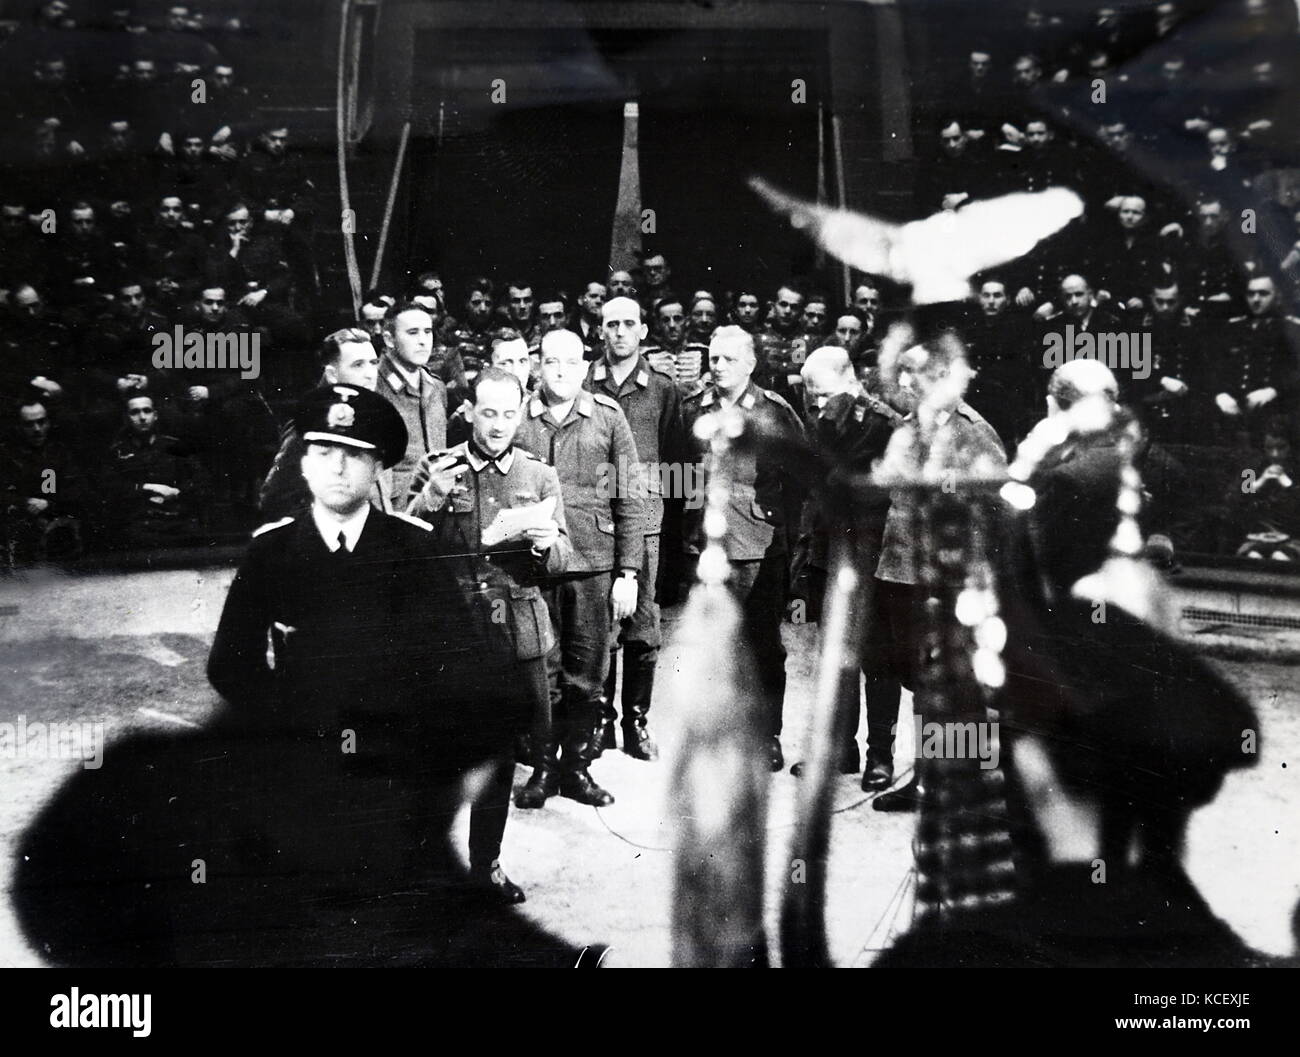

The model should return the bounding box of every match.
[6,239,1300,568]
[899,0,1300,560]
[0,1,321,561]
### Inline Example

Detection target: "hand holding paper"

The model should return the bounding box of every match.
[481,495,557,548]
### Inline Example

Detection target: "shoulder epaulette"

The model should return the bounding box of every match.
[517,447,543,461]
[1285,315,1300,326]
[646,359,675,379]
[390,510,433,531]
[1227,315,1247,323]
[683,384,707,401]
[760,387,796,412]
[592,391,622,411]
[252,516,294,538]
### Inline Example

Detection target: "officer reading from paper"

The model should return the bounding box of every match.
[406,366,572,901]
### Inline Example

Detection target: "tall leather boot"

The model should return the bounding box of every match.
[514,736,560,809]
[862,674,900,791]
[595,649,619,756]
[559,706,615,807]
[619,644,659,761]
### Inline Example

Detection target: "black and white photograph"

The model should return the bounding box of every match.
[0,0,1298,1000]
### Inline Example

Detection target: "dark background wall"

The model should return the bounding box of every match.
[403,25,829,293]
[372,1,896,301]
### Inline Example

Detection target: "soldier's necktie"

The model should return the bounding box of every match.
[334,531,349,559]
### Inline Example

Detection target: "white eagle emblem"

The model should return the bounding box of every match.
[327,403,355,429]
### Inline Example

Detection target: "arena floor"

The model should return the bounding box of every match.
[0,564,1297,967]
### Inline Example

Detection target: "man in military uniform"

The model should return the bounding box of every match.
[446,330,533,446]
[498,281,538,345]
[405,367,571,899]
[586,296,688,761]
[788,346,903,783]
[687,296,719,346]
[101,393,208,548]
[1134,278,1201,444]
[754,283,808,406]
[2,398,86,564]
[645,295,706,391]
[638,252,673,317]
[376,301,448,506]
[574,281,607,357]
[1216,274,1300,443]
[798,294,831,349]
[729,289,763,332]
[136,195,208,294]
[682,326,808,770]
[872,341,1008,810]
[536,292,571,341]
[514,330,646,806]
[442,278,497,377]
[259,327,391,519]
[161,283,276,511]
[208,385,521,903]
[961,277,1036,449]
[605,270,635,300]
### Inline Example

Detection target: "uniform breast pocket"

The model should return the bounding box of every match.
[449,492,475,515]
[506,585,552,659]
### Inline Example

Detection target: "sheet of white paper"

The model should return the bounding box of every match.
[480,495,557,548]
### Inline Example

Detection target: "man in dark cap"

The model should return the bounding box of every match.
[12,385,582,967]
[257,327,389,519]
[208,384,523,904]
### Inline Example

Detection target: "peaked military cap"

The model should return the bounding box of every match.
[294,384,408,468]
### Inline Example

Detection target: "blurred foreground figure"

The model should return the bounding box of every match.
[877,359,1265,967]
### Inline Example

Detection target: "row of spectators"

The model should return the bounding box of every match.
[4,256,1298,565]
[919,0,1297,204]
[903,1,1300,561]
[0,0,320,357]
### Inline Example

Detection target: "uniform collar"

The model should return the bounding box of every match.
[466,441,515,474]
[529,390,594,421]
[701,379,758,410]
[381,353,427,395]
[311,501,370,553]
[591,355,649,389]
